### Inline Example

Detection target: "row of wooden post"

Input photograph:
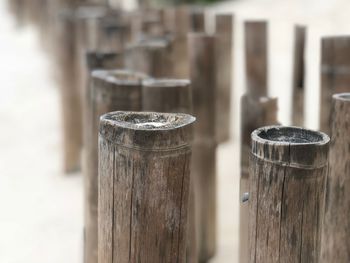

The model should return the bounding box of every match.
[7,1,350,262]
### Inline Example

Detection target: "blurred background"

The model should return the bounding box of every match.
[1,0,350,262]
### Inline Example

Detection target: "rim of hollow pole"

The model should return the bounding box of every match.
[101,111,196,131]
[92,69,148,86]
[142,78,190,88]
[333,92,350,101]
[252,125,330,146]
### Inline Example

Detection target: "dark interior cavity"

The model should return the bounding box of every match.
[258,127,324,143]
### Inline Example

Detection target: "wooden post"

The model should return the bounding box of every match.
[239,95,278,263]
[188,33,217,262]
[244,21,268,98]
[191,9,205,33]
[215,14,233,143]
[291,25,306,127]
[320,36,350,134]
[124,38,174,78]
[142,79,192,113]
[84,70,146,263]
[320,93,350,263]
[98,111,195,262]
[249,126,329,263]
[141,78,195,262]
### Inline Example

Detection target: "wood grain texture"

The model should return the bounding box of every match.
[215,14,233,144]
[84,70,146,263]
[292,25,306,127]
[239,95,278,263]
[188,33,217,262]
[244,21,268,98]
[320,36,350,134]
[321,93,350,263]
[249,126,329,263]
[98,111,195,263]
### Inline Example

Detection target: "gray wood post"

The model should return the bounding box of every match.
[188,33,217,262]
[320,36,350,134]
[321,93,350,263]
[98,111,195,262]
[215,14,233,143]
[244,21,268,98]
[249,126,329,263]
[239,95,278,263]
[291,25,306,127]
[84,70,146,263]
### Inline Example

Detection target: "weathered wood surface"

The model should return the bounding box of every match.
[320,36,350,134]
[249,126,330,263]
[292,25,306,127]
[125,38,174,78]
[239,95,278,263]
[191,9,205,33]
[98,111,195,263]
[188,33,217,262]
[244,21,268,98]
[142,79,192,113]
[84,70,146,263]
[215,14,233,144]
[321,93,350,263]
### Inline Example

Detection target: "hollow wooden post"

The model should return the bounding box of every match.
[239,95,278,263]
[125,38,174,78]
[84,70,146,263]
[291,25,306,127]
[244,21,268,97]
[248,126,329,263]
[215,14,233,143]
[320,36,350,134]
[98,111,195,262]
[188,33,217,262]
[320,93,350,263]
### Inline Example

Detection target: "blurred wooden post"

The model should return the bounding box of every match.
[292,25,306,126]
[215,14,233,143]
[84,70,146,263]
[141,78,195,262]
[98,111,195,262]
[188,33,217,262]
[244,21,268,97]
[321,93,350,263]
[249,126,329,263]
[239,95,278,263]
[320,36,350,134]
[191,9,205,33]
[125,38,174,78]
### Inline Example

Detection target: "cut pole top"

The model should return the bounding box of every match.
[142,79,190,88]
[252,126,330,168]
[92,69,148,86]
[100,111,196,150]
[333,92,350,102]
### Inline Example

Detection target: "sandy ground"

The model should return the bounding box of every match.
[1,0,350,262]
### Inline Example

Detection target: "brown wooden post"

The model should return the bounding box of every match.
[249,126,329,263]
[191,9,205,33]
[98,111,195,262]
[141,78,196,262]
[320,36,350,134]
[124,38,174,78]
[215,14,233,143]
[244,21,268,97]
[84,70,146,263]
[239,95,278,263]
[292,25,306,127]
[188,33,217,262]
[320,93,350,263]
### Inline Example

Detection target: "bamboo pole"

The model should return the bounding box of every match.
[84,70,146,263]
[291,25,306,127]
[239,95,278,263]
[215,14,233,143]
[320,93,350,263]
[244,21,268,98]
[188,33,217,262]
[320,36,350,134]
[249,126,329,263]
[98,111,195,262]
